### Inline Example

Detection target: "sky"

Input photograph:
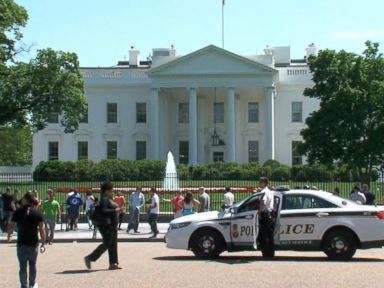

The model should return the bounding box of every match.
[15,0,384,67]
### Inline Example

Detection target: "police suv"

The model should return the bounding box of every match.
[165,189,384,260]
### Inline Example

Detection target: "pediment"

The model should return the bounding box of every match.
[148,45,277,77]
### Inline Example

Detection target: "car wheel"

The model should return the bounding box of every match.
[323,229,357,260]
[191,229,224,259]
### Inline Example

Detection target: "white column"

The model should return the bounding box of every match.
[226,87,236,162]
[151,88,160,160]
[264,85,275,161]
[188,87,198,165]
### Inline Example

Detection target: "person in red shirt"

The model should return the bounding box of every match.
[163,190,184,218]
[113,191,126,230]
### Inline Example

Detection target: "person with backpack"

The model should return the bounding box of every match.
[84,182,123,270]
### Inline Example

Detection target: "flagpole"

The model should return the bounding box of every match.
[222,0,225,49]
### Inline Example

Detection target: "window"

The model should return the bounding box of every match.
[284,195,338,210]
[78,141,88,160]
[136,103,147,123]
[136,141,146,160]
[248,141,259,163]
[107,103,117,123]
[179,141,189,164]
[292,141,303,166]
[80,107,88,123]
[178,103,189,123]
[48,141,59,160]
[47,112,59,123]
[248,102,259,123]
[214,102,224,123]
[107,141,117,159]
[292,101,303,122]
[213,151,224,162]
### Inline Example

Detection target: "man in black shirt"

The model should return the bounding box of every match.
[7,192,45,288]
[361,183,376,205]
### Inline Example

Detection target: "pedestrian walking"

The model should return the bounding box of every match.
[7,191,45,288]
[41,189,61,244]
[146,187,160,238]
[85,190,95,230]
[84,182,122,270]
[127,187,145,233]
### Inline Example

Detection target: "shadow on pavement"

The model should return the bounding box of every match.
[55,269,108,274]
[154,255,384,264]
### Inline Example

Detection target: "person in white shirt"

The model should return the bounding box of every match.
[257,177,275,259]
[146,188,160,238]
[348,184,366,205]
[127,187,145,233]
[221,187,235,209]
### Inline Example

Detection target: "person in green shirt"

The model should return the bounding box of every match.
[41,189,61,244]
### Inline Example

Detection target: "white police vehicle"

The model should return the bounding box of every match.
[165,189,384,260]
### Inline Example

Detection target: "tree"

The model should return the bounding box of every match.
[0,127,32,165]
[299,41,384,181]
[0,0,86,132]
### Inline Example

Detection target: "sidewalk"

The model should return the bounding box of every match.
[0,222,170,243]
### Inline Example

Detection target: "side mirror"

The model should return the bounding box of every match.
[230,207,238,214]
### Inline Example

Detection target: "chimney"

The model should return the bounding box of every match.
[306,43,317,58]
[129,46,140,66]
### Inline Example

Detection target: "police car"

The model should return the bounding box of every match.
[165,189,384,260]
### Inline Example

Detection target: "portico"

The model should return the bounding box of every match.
[147,45,277,165]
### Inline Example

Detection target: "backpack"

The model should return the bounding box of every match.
[89,201,103,226]
[89,200,111,226]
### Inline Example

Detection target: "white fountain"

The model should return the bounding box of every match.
[163,151,179,190]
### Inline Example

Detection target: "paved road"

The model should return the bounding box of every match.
[2,242,384,288]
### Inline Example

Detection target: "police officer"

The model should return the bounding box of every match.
[257,177,275,259]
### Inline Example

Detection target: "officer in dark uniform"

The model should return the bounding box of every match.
[257,177,276,259]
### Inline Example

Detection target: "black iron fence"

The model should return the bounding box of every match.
[1,173,384,221]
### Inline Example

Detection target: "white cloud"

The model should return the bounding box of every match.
[332,30,384,39]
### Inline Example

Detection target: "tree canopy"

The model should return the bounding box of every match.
[0,0,86,132]
[0,127,31,165]
[300,41,384,181]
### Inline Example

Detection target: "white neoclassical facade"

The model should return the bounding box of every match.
[32,44,320,168]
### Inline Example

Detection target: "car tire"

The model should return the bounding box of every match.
[322,229,357,260]
[191,229,224,259]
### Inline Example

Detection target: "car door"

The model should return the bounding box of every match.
[279,194,338,248]
[230,194,262,248]
[230,193,282,249]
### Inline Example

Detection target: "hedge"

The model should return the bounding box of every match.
[33,160,378,182]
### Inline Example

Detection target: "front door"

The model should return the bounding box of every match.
[230,193,281,249]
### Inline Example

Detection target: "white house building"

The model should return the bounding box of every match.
[32,44,320,168]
